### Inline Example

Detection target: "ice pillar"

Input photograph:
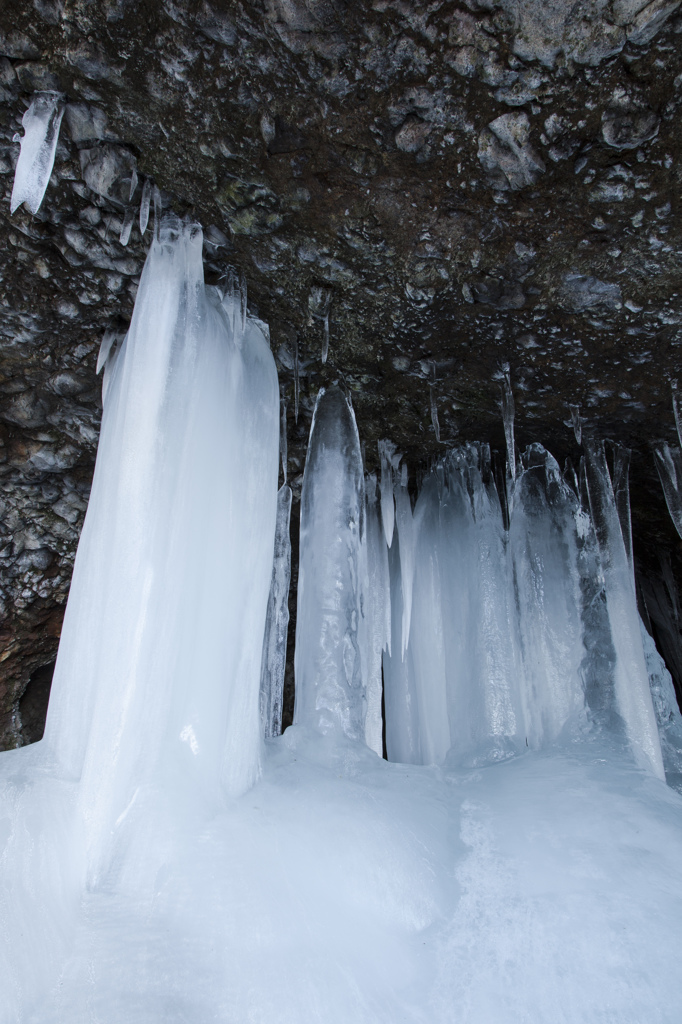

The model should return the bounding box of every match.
[43,216,280,877]
[294,386,367,740]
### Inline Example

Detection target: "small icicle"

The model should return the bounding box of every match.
[563,457,580,500]
[96,329,118,374]
[280,398,288,485]
[500,363,515,484]
[378,439,397,547]
[240,271,247,333]
[612,444,633,575]
[139,178,151,235]
[428,362,438,442]
[294,336,300,424]
[569,403,582,446]
[129,166,138,202]
[119,207,134,246]
[321,312,329,364]
[672,380,682,448]
[152,185,161,242]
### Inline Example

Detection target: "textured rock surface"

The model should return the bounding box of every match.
[1,0,682,745]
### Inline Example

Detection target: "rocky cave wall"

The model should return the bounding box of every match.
[1,0,682,746]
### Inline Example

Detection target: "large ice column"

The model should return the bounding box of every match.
[294,385,367,741]
[510,445,585,747]
[440,445,523,764]
[43,216,280,877]
[383,534,421,763]
[584,438,665,778]
[408,476,450,764]
[10,92,65,215]
[260,483,293,739]
[363,475,390,756]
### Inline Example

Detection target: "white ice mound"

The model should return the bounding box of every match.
[294,385,367,741]
[10,92,65,215]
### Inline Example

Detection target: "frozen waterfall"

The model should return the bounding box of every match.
[1,215,682,1021]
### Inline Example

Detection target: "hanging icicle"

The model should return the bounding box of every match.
[308,285,333,364]
[569,403,582,446]
[378,439,398,547]
[119,208,134,246]
[139,178,151,235]
[654,442,682,540]
[10,92,65,215]
[294,336,300,424]
[280,397,288,485]
[500,363,515,484]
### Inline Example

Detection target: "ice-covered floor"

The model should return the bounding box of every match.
[4,731,682,1024]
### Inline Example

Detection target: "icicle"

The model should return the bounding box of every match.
[378,439,397,547]
[564,456,580,500]
[611,444,633,575]
[309,285,332,364]
[294,385,366,741]
[654,442,682,540]
[259,483,293,739]
[10,92,65,215]
[96,329,118,375]
[363,474,391,755]
[240,271,247,333]
[569,404,582,445]
[119,208,134,246]
[294,336,300,424]
[584,437,665,779]
[280,398,288,484]
[500,363,515,484]
[383,530,421,764]
[139,178,151,235]
[152,184,161,242]
[395,462,416,660]
[430,385,440,442]
[129,166,138,202]
[673,380,682,448]
[321,312,329,364]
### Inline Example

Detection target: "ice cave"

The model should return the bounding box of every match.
[2,3,682,1022]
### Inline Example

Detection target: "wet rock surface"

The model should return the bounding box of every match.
[1,0,682,744]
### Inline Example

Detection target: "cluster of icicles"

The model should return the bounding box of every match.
[11,91,156,243]
[7,90,678,786]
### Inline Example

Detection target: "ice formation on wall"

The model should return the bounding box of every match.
[294,385,366,740]
[10,92,65,215]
